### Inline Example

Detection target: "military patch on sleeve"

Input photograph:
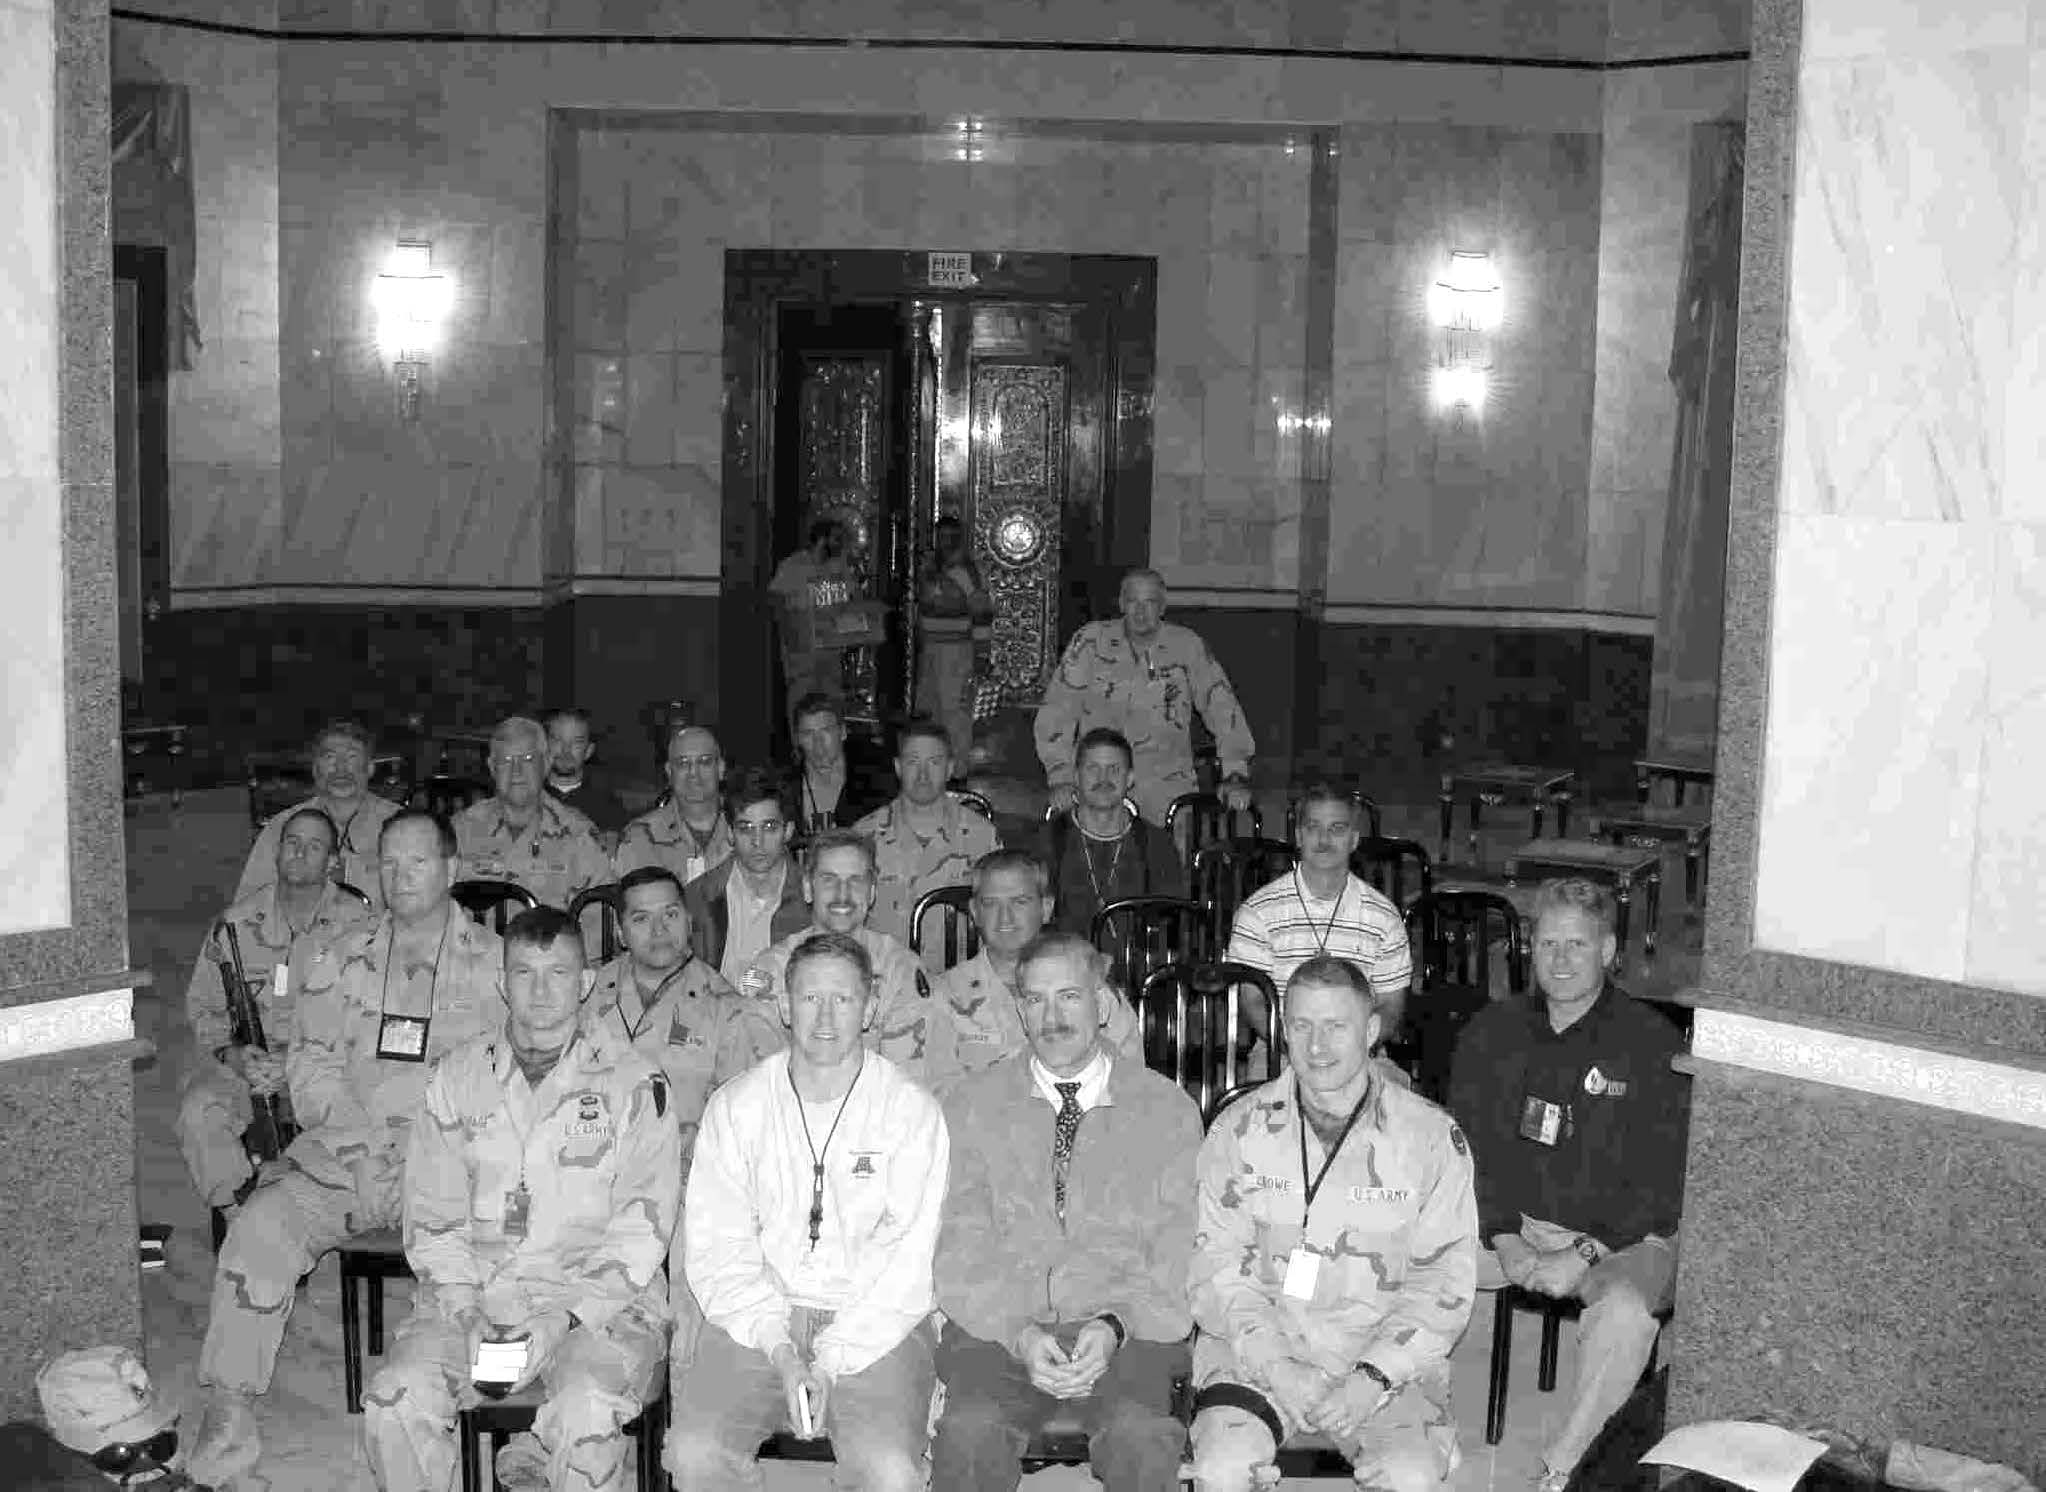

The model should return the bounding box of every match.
[1449,1123,1468,1157]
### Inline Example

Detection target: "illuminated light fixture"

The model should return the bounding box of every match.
[372,240,454,420]
[1428,249,1500,420]
[1430,363,1489,413]
[1275,410,1332,436]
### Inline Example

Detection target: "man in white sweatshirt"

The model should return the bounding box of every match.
[667,930,950,1492]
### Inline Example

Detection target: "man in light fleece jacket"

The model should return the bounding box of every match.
[931,931,1201,1492]
[666,930,949,1492]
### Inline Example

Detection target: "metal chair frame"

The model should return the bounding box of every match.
[1165,792,1264,878]
[1486,1285,1670,1446]
[909,883,980,969]
[451,879,537,934]
[1190,837,1297,953]
[1089,895,1205,999]
[1041,795,1141,821]
[1138,961,1282,1116]
[458,1381,666,1492]
[568,882,625,964]
[1351,834,1434,909]
[335,881,374,913]
[337,1229,412,1413]
[949,787,997,823]
[410,774,492,821]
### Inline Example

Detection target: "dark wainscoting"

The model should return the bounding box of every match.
[542,591,722,780]
[144,603,545,782]
[1314,621,1653,805]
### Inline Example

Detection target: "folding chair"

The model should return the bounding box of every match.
[1089,896,1204,998]
[1352,835,1434,910]
[457,1379,666,1492]
[337,1229,413,1413]
[1389,890,1524,1102]
[1165,792,1263,879]
[909,884,980,969]
[1191,837,1297,953]
[1138,961,1282,1114]
[244,753,313,832]
[569,883,625,963]
[335,881,374,913]
[410,775,491,820]
[950,788,996,823]
[451,879,537,934]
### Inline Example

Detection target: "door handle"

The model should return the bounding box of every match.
[144,597,163,621]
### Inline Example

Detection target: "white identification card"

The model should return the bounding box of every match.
[795,1383,817,1438]
[472,1337,530,1385]
[1282,1246,1322,1301]
[273,963,290,1003]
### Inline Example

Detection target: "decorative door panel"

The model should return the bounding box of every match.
[798,354,888,721]
[970,360,1068,704]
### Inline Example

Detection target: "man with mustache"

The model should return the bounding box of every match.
[454,716,612,910]
[363,906,680,1492]
[737,829,937,1077]
[931,931,1200,1492]
[234,720,400,907]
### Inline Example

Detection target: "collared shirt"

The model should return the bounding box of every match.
[924,951,1144,1085]
[1033,619,1256,825]
[852,797,1001,946]
[234,793,402,909]
[719,862,789,986]
[451,795,611,910]
[1227,871,1412,1000]
[615,800,735,886]
[185,881,373,1058]
[405,1017,679,1330]
[1030,1045,1112,1114]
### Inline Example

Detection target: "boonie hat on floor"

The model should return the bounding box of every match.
[35,1347,180,1455]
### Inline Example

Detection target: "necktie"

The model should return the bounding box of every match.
[1053,1081,1083,1223]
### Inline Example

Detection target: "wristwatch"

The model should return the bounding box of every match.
[1573,1236,1602,1266]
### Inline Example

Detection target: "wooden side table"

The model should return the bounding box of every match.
[121,722,190,809]
[1502,839,1662,958]
[1439,764,1576,864]
[1634,752,1714,808]
[1592,804,1712,907]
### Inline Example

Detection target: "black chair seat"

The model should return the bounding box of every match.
[459,1381,664,1492]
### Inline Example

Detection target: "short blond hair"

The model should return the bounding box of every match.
[1531,878,1617,941]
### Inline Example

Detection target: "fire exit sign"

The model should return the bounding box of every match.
[927,252,974,287]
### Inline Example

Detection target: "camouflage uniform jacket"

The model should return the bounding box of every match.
[614,801,735,887]
[583,953,780,1166]
[923,951,1144,1086]
[185,881,372,1059]
[286,911,505,1175]
[234,792,401,909]
[1190,1071,1477,1393]
[1033,620,1256,825]
[452,795,611,910]
[851,797,1000,946]
[742,925,935,1078]
[404,1016,680,1329]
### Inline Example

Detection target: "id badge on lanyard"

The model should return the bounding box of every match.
[377,1014,430,1062]
[1286,1081,1371,1303]
[1519,1094,1566,1147]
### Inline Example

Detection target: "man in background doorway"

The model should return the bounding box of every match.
[770,517,858,731]
[783,692,893,839]
[1034,568,1256,826]
[543,705,631,847]
[916,515,993,769]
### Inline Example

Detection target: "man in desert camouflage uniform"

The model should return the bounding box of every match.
[234,720,401,907]
[198,810,504,1460]
[1186,957,1476,1492]
[615,725,734,887]
[853,718,1000,946]
[363,906,680,1492]
[454,716,612,910]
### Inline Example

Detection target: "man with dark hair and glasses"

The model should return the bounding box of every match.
[364,906,679,1492]
[234,719,399,908]
[680,767,810,981]
[667,931,949,1492]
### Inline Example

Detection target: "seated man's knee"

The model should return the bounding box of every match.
[843,1445,924,1492]
[218,1183,303,1271]
[936,1391,1024,1450]
[662,1422,739,1486]
[1350,1442,1449,1492]
[1188,1404,1277,1492]
[1583,1277,1656,1332]
[360,1353,451,1424]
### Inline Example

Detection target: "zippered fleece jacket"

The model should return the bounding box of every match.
[936,1047,1203,1348]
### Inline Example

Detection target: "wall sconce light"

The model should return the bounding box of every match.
[1428,249,1501,416]
[372,241,453,421]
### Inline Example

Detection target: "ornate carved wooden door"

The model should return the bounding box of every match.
[795,352,890,724]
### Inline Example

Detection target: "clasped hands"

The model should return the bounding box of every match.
[771,1343,833,1437]
[465,1307,574,1393]
[1262,1359,1389,1445]
[1013,1321,1119,1400]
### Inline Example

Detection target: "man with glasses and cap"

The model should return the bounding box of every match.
[665,931,949,1492]
[454,716,612,911]
[234,719,400,907]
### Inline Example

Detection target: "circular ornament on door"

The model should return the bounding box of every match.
[990,509,1047,566]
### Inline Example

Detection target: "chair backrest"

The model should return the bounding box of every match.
[1165,793,1265,879]
[1191,837,1298,953]
[569,882,626,964]
[1138,960,1282,1117]
[410,775,491,821]
[1041,796,1141,822]
[429,731,495,781]
[1352,835,1433,909]
[244,753,313,833]
[1089,895,1202,998]
[1284,792,1383,844]
[1204,1075,1268,1131]
[909,884,979,969]
[451,878,538,933]
[368,752,415,804]
[334,881,374,913]
[1405,889,1528,998]
[949,788,996,823]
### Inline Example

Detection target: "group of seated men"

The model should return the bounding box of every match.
[180,705,1687,1492]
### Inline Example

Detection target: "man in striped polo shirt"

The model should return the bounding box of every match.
[1225,784,1412,1043]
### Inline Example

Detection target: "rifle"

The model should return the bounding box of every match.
[216,920,299,1161]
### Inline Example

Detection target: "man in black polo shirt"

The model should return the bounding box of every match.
[1447,878,1688,1492]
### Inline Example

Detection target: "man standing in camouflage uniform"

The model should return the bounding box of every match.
[1186,957,1476,1492]
[363,907,680,1492]
[853,719,999,946]
[198,809,505,1459]
[454,716,612,910]
[1034,569,1257,826]
[181,806,371,1217]
[739,829,936,1078]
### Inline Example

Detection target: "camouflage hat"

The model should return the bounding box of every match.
[35,1346,179,1454]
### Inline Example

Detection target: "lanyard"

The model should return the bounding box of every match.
[619,959,692,1043]
[791,1063,862,1251]
[378,910,452,1021]
[1078,813,1130,903]
[1290,872,1347,958]
[1295,1077,1373,1224]
[501,1033,578,1188]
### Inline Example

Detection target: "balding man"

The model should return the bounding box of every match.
[1034,569,1256,826]
[1187,957,1476,1492]
[235,720,400,908]
[453,717,612,911]
[617,724,734,886]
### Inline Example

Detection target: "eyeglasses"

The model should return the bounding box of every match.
[90,1427,179,1474]
[491,753,538,768]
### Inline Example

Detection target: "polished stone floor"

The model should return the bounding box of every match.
[127,782,1702,1491]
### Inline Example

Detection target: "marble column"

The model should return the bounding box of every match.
[1672,0,2046,1474]
[0,0,153,1423]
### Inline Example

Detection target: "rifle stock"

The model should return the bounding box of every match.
[216,920,299,1161]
